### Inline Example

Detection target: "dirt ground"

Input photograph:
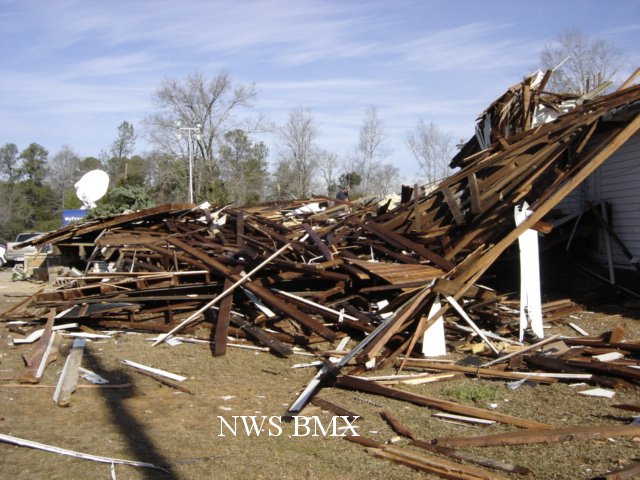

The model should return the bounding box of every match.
[0,269,639,480]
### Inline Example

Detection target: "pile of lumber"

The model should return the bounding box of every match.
[2,68,640,480]
[5,68,640,369]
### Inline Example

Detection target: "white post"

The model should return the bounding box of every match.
[187,128,193,203]
[515,203,544,341]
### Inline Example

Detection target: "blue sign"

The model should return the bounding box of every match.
[62,209,88,226]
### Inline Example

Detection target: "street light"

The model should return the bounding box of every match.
[176,121,202,203]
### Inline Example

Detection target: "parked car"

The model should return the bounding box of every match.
[0,242,6,267]
[5,232,45,264]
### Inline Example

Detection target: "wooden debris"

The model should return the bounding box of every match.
[346,435,510,480]
[0,432,167,472]
[53,337,85,406]
[410,438,532,476]
[380,410,415,439]
[2,67,639,478]
[336,375,553,430]
[434,424,640,448]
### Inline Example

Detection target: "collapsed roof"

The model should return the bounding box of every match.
[10,68,640,387]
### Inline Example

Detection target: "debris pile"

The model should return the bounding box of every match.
[2,68,640,479]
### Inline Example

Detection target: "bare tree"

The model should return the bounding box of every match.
[107,121,137,183]
[278,107,319,198]
[540,29,625,94]
[369,162,399,198]
[49,145,81,209]
[406,120,453,186]
[356,105,388,194]
[145,71,257,201]
[316,149,339,196]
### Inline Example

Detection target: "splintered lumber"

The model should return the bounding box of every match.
[336,375,553,430]
[152,237,308,345]
[599,462,640,480]
[445,295,499,354]
[0,432,168,473]
[367,444,508,480]
[213,273,236,356]
[122,360,187,382]
[311,397,361,422]
[287,304,406,414]
[346,435,509,480]
[53,337,85,406]
[381,410,415,439]
[20,310,58,384]
[480,334,561,367]
[129,367,194,395]
[397,360,558,383]
[434,424,640,448]
[231,317,293,357]
[410,439,532,476]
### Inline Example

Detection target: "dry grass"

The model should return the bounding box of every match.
[1,271,639,479]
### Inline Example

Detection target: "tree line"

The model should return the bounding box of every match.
[0,29,625,242]
[0,72,457,243]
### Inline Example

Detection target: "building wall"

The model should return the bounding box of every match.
[555,130,640,269]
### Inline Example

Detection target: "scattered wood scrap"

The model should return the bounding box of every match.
[2,67,640,480]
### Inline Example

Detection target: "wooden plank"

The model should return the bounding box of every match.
[413,183,423,231]
[158,237,336,343]
[346,258,443,284]
[20,310,57,384]
[600,462,640,480]
[53,337,85,406]
[302,223,333,261]
[397,360,558,383]
[410,439,532,476]
[360,219,455,271]
[381,410,415,439]
[311,397,361,422]
[368,444,509,480]
[231,317,293,357]
[213,272,236,356]
[441,186,465,226]
[336,375,553,430]
[467,173,481,214]
[434,424,640,448]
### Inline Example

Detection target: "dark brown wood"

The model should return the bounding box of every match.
[599,462,640,480]
[381,411,415,439]
[434,424,640,448]
[311,397,361,422]
[302,223,333,261]
[336,375,553,430]
[231,317,293,357]
[213,273,236,356]
[410,439,532,475]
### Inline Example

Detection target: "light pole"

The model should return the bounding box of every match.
[176,121,202,203]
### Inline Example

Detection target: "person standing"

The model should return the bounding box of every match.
[336,186,349,201]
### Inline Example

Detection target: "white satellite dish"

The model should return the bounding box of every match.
[75,170,110,209]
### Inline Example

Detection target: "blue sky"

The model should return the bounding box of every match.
[1,0,639,181]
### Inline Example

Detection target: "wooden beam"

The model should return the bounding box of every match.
[336,375,553,430]
[434,424,640,448]
[467,173,481,214]
[441,186,466,226]
[53,338,85,406]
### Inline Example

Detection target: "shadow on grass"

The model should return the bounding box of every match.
[84,345,177,479]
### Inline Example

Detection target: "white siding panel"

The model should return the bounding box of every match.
[594,132,640,268]
[552,131,640,269]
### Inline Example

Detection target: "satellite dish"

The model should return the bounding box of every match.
[75,170,110,209]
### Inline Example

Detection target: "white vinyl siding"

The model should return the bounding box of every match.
[553,131,640,269]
